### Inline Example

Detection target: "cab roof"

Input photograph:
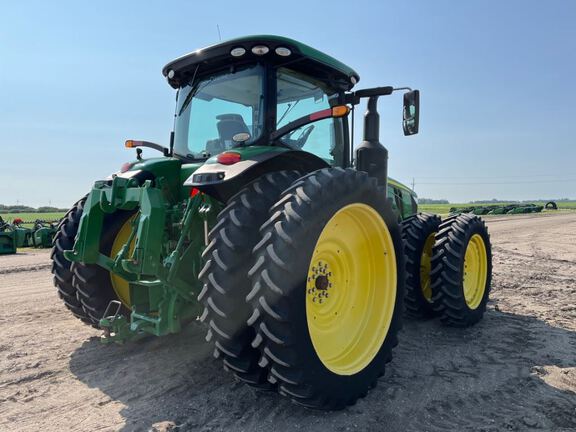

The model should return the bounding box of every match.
[162,35,360,91]
[389,177,417,198]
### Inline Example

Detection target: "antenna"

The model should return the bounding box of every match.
[411,177,415,191]
[216,24,222,41]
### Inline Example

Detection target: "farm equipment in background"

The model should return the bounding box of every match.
[30,220,58,248]
[506,204,544,214]
[450,203,544,215]
[12,219,33,248]
[52,35,492,410]
[0,216,17,255]
[0,217,60,253]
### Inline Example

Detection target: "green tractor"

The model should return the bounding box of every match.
[52,36,492,409]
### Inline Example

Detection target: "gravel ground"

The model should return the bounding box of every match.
[1,213,575,431]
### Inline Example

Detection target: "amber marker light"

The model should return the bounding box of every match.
[309,105,350,121]
[125,140,141,148]
[332,105,350,117]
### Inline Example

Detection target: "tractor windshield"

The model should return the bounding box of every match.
[174,65,265,159]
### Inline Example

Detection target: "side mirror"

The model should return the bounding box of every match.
[403,90,420,136]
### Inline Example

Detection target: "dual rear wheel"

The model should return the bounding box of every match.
[401,212,492,326]
[200,169,493,409]
[200,168,405,409]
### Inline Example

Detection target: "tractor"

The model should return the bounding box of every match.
[52,35,492,410]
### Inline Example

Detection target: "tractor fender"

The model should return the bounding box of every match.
[184,150,330,202]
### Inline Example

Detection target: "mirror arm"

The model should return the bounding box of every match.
[346,86,415,105]
[125,140,170,156]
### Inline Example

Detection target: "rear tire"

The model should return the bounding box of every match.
[401,213,441,319]
[248,168,404,410]
[73,210,134,325]
[51,197,93,326]
[545,201,558,210]
[431,213,492,327]
[198,171,300,389]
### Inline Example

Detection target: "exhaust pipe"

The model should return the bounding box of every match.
[355,95,388,192]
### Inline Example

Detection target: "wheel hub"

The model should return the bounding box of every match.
[308,262,332,303]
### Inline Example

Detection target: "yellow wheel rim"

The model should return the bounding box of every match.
[109,216,136,308]
[306,203,397,376]
[420,233,435,302]
[463,234,488,309]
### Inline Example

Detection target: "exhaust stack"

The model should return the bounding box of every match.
[355,95,388,191]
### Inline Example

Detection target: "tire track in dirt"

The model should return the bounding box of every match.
[0,249,52,274]
[400,312,576,431]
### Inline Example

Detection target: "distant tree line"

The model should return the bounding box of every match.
[0,204,68,213]
[418,198,450,204]
[418,197,573,205]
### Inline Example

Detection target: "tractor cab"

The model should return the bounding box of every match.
[155,35,420,202]
[163,35,358,168]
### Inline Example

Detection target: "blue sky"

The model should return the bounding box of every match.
[1,0,575,207]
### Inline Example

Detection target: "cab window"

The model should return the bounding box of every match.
[276,68,344,164]
[400,189,416,218]
[174,65,265,159]
[387,185,399,212]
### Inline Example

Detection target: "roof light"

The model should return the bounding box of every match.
[230,47,246,57]
[217,151,242,165]
[350,76,357,85]
[275,46,291,57]
[125,140,141,148]
[232,132,251,143]
[251,45,269,56]
[167,69,175,79]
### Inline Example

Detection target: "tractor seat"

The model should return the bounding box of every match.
[216,114,250,150]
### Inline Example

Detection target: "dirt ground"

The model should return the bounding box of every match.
[1,213,575,432]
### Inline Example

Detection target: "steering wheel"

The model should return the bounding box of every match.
[293,125,315,149]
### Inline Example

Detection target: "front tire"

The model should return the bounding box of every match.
[431,213,492,327]
[401,213,441,319]
[248,168,405,410]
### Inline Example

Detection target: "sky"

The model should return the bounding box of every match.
[1,0,575,207]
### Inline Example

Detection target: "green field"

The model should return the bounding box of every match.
[419,201,576,216]
[0,212,65,226]
[2,202,576,224]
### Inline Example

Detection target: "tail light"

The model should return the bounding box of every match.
[217,152,242,165]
